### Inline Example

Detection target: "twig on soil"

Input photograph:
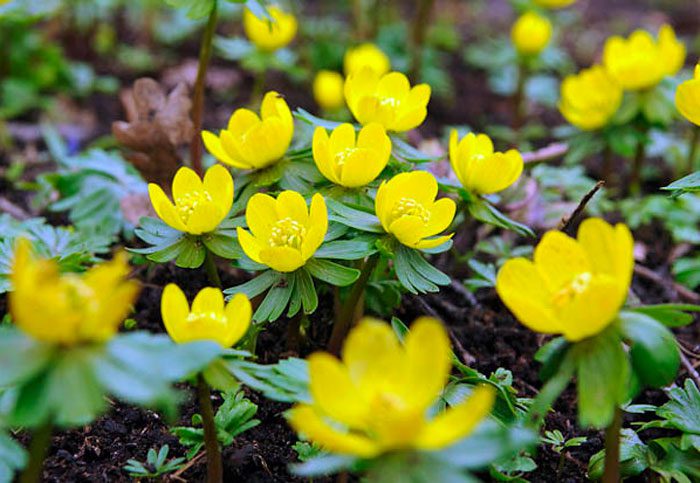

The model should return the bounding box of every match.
[557,180,605,234]
[171,451,205,480]
[633,265,700,303]
[449,279,479,308]
[414,297,476,365]
[680,352,700,388]
[0,196,31,220]
[522,142,568,165]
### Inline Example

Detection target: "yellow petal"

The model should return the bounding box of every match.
[577,218,634,290]
[559,276,627,342]
[416,385,496,450]
[374,179,393,231]
[228,108,260,133]
[389,215,426,248]
[276,190,309,224]
[185,201,223,235]
[202,131,238,167]
[287,405,379,458]
[223,293,252,347]
[425,197,456,237]
[414,234,453,250]
[312,127,339,184]
[342,318,402,393]
[246,192,278,240]
[220,129,255,169]
[203,164,234,217]
[148,183,187,232]
[237,227,263,263]
[391,107,428,132]
[161,283,190,344]
[172,167,203,201]
[496,258,561,334]
[192,287,225,315]
[302,194,328,259]
[329,123,356,153]
[339,148,386,187]
[534,231,592,292]
[259,246,305,272]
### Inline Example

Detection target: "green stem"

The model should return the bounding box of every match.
[189,2,218,176]
[328,253,379,355]
[527,357,575,428]
[249,68,267,108]
[685,124,700,176]
[602,406,622,483]
[629,128,647,196]
[204,250,222,289]
[409,0,435,82]
[513,61,528,135]
[197,375,223,483]
[19,423,52,483]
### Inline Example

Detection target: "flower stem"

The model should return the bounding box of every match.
[328,253,379,355]
[527,357,575,428]
[189,2,218,176]
[20,423,52,483]
[204,249,222,289]
[602,406,622,483]
[513,61,528,135]
[685,124,700,176]
[409,0,435,81]
[197,375,223,483]
[629,127,647,196]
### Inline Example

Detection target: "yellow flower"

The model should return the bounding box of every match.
[237,191,328,272]
[9,239,139,345]
[511,11,552,56]
[161,284,251,348]
[148,164,233,235]
[243,5,297,52]
[313,70,345,111]
[449,131,523,194]
[496,218,634,342]
[559,65,623,131]
[344,69,430,132]
[312,123,391,188]
[344,43,391,76]
[603,24,685,91]
[375,171,456,250]
[202,91,294,170]
[675,63,700,126]
[288,317,496,457]
[534,0,575,8]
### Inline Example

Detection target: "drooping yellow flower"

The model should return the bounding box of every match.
[559,65,623,131]
[375,171,456,250]
[313,70,345,111]
[344,69,430,132]
[496,218,634,342]
[511,11,552,56]
[288,317,496,457]
[243,5,297,52]
[534,0,575,8]
[148,165,233,235]
[161,284,251,348]
[9,239,140,345]
[312,123,391,188]
[344,43,391,76]
[202,91,294,170]
[237,191,328,272]
[675,63,700,126]
[603,24,685,91]
[449,131,523,195]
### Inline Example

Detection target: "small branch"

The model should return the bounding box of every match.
[680,352,700,388]
[171,451,205,479]
[522,142,569,165]
[0,196,30,220]
[557,180,605,234]
[633,265,700,303]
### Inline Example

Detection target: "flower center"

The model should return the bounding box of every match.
[379,96,400,109]
[334,147,357,167]
[186,311,227,326]
[391,197,431,224]
[552,272,593,307]
[269,217,306,249]
[176,191,212,224]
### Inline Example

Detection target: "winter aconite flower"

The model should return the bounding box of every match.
[313,70,345,111]
[161,284,251,348]
[675,63,700,126]
[344,43,391,76]
[375,171,456,249]
[288,317,496,457]
[148,164,233,235]
[243,5,297,52]
[449,131,523,195]
[313,123,391,188]
[344,69,430,132]
[511,11,552,56]
[496,218,634,342]
[603,24,685,91]
[10,239,140,345]
[559,65,623,131]
[202,91,294,170]
[237,191,328,272]
[534,0,575,8]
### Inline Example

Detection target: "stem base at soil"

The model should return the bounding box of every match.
[197,375,223,483]
[20,423,52,483]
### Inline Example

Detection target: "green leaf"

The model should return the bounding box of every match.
[305,258,360,287]
[226,357,310,403]
[394,244,449,294]
[291,455,357,478]
[254,277,295,323]
[618,311,680,388]
[657,379,700,435]
[628,304,700,328]
[467,197,534,237]
[296,268,318,314]
[224,270,282,299]
[163,0,215,19]
[534,336,570,382]
[663,171,700,197]
[293,108,344,129]
[0,327,55,386]
[202,232,241,260]
[573,328,629,428]
[326,198,383,233]
[588,428,650,480]
[313,238,377,260]
[390,136,438,163]
[0,430,27,482]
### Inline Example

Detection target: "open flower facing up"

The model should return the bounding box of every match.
[148,164,233,235]
[675,63,700,126]
[344,69,430,132]
[534,0,576,8]
[344,43,391,76]
[375,171,456,249]
[313,70,345,111]
[202,91,294,170]
[511,11,552,56]
[243,5,297,52]
[10,239,140,345]
[237,191,328,272]
[288,317,496,457]
[161,284,251,348]
[496,218,634,342]
[603,24,685,91]
[559,65,623,131]
[449,131,523,195]
[312,123,391,188]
